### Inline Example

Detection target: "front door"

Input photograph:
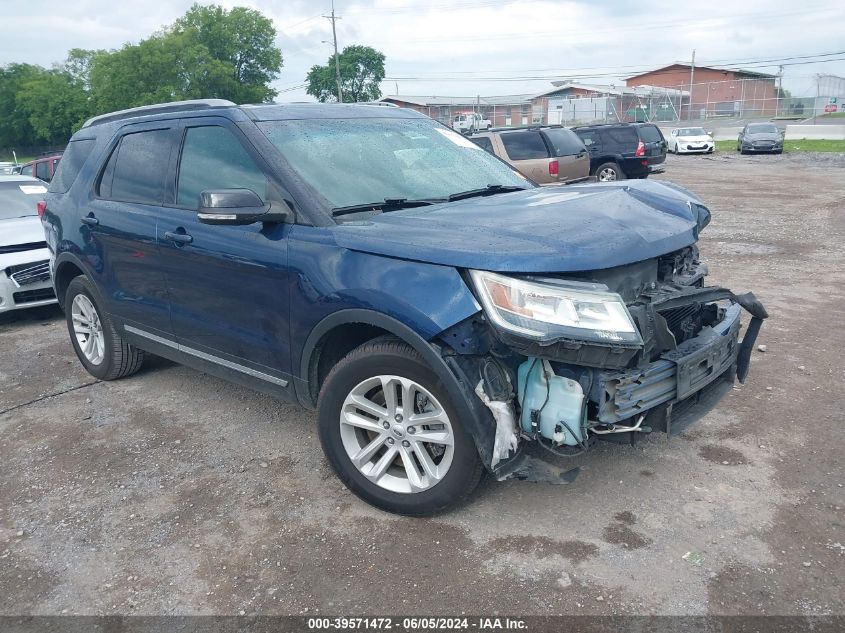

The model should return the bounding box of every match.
[157,119,292,379]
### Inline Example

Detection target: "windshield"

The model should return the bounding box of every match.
[677,128,707,136]
[747,124,779,134]
[0,181,47,220]
[258,118,530,211]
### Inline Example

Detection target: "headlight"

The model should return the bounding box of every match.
[469,270,642,345]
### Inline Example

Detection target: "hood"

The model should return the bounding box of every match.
[678,134,712,142]
[332,180,708,273]
[0,216,45,248]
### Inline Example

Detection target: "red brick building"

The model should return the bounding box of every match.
[625,64,778,118]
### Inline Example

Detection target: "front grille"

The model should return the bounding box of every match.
[6,260,50,287]
[0,241,47,254]
[13,287,55,304]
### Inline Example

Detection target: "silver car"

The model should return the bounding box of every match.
[0,175,57,313]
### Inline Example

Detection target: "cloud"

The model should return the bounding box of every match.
[2,0,843,100]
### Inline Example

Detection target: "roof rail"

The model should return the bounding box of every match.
[82,99,237,128]
[481,124,566,133]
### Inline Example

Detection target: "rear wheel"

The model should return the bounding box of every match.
[595,162,625,182]
[65,276,145,380]
[317,339,484,516]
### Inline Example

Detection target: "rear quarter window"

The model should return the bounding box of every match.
[500,131,549,160]
[542,128,586,157]
[637,125,664,143]
[471,136,495,154]
[49,139,95,193]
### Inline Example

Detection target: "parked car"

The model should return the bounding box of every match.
[42,100,767,515]
[0,162,18,175]
[0,175,57,313]
[18,154,63,182]
[572,122,667,181]
[452,112,491,134]
[469,126,589,184]
[667,127,714,154]
[737,123,783,154]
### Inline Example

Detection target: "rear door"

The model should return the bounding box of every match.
[85,123,178,331]
[157,117,292,378]
[498,130,552,183]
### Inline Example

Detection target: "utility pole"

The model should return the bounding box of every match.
[324,0,343,103]
[688,49,695,121]
[777,64,784,116]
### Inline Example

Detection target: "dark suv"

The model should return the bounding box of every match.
[573,122,667,181]
[41,100,766,515]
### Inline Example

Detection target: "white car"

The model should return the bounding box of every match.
[0,175,57,313]
[667,127,714,154]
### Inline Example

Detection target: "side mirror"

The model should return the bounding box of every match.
[197,189,292,225]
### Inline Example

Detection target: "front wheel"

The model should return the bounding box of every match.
[595,162,625,182]
[65,276,145,380]
[674,143,679,154]
[317,339,484,515]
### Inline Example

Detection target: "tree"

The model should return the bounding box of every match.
[306,45,386,103]
[17,68,90,144]
[173,3,283,103]
[0,64,43,148]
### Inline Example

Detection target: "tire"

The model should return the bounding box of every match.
[594,162,625,182]
[65,276,145,381]
[674,143,679,154]
[317,338,484,516]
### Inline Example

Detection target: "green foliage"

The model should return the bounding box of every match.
[306,45,386,103]
[0,64,43,147]
[0,3,284,148]
[17,68,90,144]
[174,4,283,103]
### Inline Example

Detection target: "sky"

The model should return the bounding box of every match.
[1,0,844,101]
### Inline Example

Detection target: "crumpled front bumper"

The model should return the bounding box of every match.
[594,302,742,425]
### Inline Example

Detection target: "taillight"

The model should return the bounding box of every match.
[37,201,47,218]
[635,141,645,157]
[549,159,559,176]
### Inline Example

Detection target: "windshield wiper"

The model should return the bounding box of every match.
[331,197,441,218]
[447,184,527,202]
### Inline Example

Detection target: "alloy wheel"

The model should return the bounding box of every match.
[339,375,455,494]
[71,294,105,365]
[598,167,617,181]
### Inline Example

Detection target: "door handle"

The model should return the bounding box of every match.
[164,231,193,245]
[80,215,99,226]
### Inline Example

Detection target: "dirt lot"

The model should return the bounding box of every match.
[1,152,843,617]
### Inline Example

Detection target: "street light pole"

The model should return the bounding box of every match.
[324,0,343,103]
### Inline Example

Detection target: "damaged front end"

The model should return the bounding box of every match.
[436,244,768,482]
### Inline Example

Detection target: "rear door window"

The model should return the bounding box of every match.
[176,126,267,208]
[98,129,172,204]
[49,139,94,193]
[542,128,586,157]
[604,127,638,150]
[500,131,549,160]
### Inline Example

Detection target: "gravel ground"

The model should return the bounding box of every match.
[0,153,843,617]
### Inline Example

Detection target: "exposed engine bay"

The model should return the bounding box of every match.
[438,245,768,479]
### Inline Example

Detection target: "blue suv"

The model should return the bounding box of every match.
[41,100,767,515]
